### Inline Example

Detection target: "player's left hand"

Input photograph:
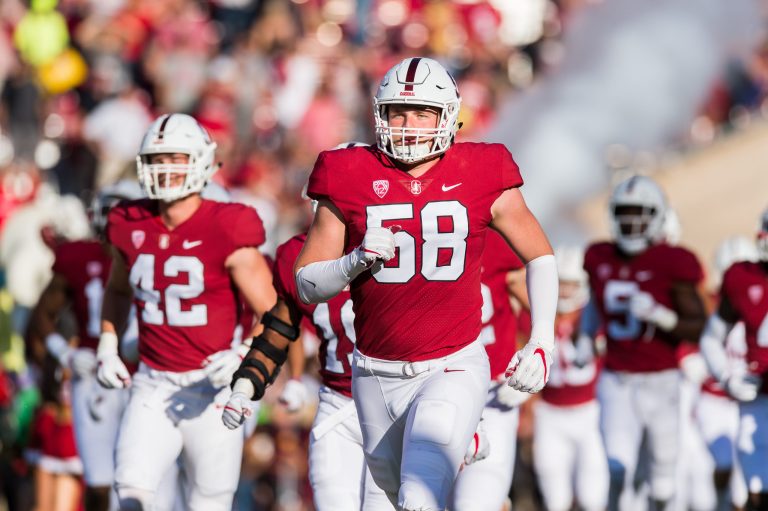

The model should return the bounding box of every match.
[495,378,531,408]
[505,342,553,393]
[629,291,678,331]
[279,379,308,413]
[464,418,490,465]
[221,389,253,430]
[203,344,250,388]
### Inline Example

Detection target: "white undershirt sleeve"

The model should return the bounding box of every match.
[526,254,558,352]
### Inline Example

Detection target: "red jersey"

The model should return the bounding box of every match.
[541,315,601,406]
[274,234,355,397]
[306,143,523,361]
[52,240,111,351]
[720,261,768,393]
[478,230,524,379]
[584,241,704,372]
[107,199,266,372]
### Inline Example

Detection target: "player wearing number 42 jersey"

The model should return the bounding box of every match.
[285,57,558,511]
[97,113,276,511]
[582,175,707,511]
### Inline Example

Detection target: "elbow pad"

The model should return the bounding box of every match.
[526,254,558,352]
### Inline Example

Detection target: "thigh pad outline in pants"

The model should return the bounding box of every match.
[399,346,489,511]
[115,373,185,508]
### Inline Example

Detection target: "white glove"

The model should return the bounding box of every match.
[355,227,396,266]
[97,354,131,389]
[279,379,308,413]
[46,333,99,378]
[629,291,678,331]
[505,342,553,393]
[203,344,250,388]
[464,418,490,465]
[221,380,254,430]
[495,379,531,408]
[96,332,131,389]
[679,353,710,386]
[723,373,761,402]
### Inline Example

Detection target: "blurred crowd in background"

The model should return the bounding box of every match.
[0,0,767,509]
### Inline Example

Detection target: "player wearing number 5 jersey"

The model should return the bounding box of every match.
[582,175,707,511]
[97,113,276,511]
[293,57,558,511]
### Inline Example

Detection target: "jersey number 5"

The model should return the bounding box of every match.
[366,201,468,283]
[129,254,207,326]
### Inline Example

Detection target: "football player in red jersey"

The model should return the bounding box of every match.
[27,180,143,511]
[534,246,608,511]
[96,113,276,511]
[289,57,557,511]
[701,211,768,511]
[581,175,708,511]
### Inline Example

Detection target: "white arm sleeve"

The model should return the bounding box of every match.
[526,254,558,352]
[699,313,733,382]
[296,249,368,304]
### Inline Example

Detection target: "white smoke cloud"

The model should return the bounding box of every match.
[485,0,764,233]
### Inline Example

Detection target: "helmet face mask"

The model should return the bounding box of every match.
[609,176,667,255]
[373,57,461,164]
[136,114,217,202]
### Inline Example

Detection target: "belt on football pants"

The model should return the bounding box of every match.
[311,399,357,441]
[354,352,431,378]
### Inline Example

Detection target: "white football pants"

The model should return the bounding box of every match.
[451,382,519,511]
[309,385,390,511]
[114,364,244,511]
[598,369,680,508]
[533,399,608,511]
[352,341,490,511]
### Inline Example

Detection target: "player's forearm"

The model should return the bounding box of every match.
[699,313,732,381]
[287,338,305,380]
[101,287,133,337]
[295,250,368,304]
[526,254,558,352]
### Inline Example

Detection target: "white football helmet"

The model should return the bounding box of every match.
[758,208,768,262]
[136,114,217,202]
[374,57,461,164]
[609,175,668,255]
[554,245,589,314]
[89,180,144,237]
[716,235,758,275]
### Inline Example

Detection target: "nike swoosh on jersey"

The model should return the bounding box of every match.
[182,240,203,249]
[441,183,463,192]
[444,368,465,373]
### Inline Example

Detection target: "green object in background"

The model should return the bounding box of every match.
[13,0,70,67]
[12,387,40,447]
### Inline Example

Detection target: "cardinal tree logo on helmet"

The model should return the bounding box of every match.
[373,180,389,198]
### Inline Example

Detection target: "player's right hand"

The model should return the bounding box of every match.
[221,390,253,430]
[96,354,131,389]
[724,373,761,402]
[356,227,396,266]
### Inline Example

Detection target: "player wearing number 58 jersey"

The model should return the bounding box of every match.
[582,175,707,511]
[98,113,276,511]
[292,57,558,511]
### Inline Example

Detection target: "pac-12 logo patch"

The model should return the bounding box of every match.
[373,180,389,198]
[131,230,146,249]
